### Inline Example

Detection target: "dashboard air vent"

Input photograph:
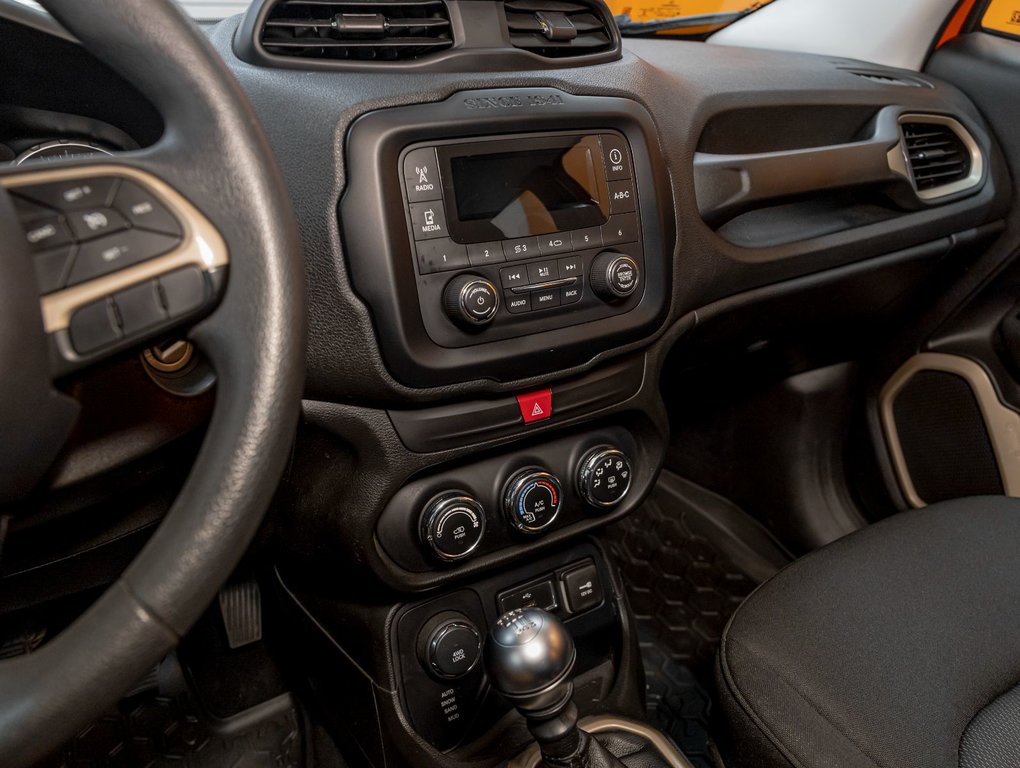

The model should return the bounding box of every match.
[260,0,453,62]
[504,0,614,57]
[901,120,973,195]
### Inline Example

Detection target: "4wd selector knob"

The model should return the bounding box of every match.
[590,252,639,301]
[420,491,486,562]
[503,468,563,534]
[443,274,499,326]
[578,446,633,509]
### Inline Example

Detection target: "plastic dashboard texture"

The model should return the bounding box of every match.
[340,88,673,388]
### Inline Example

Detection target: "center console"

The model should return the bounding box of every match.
[340,88,673,387]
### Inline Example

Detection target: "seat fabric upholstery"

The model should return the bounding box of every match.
[715,496,1020,768]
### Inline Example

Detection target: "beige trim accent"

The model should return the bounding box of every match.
[2,164,228,332]
[507,715,695,768]
[880,353,1020,508]
[897,113,985,201]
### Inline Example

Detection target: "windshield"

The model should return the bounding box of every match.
[13,1,253,22]
[610,0,775,38]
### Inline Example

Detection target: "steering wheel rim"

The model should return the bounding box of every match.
[0,2,305,764]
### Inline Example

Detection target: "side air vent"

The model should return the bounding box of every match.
[899,116,983,201]
[504,0,615,58]
[260,0,453,62]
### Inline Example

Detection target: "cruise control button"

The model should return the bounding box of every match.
[527,261,557,284]
[402,147,442,203]
[467,241,505,266]
[67,230,180,286]
[33,246,75,295]
[571,227,603,251]
[113,181,183,236]
[66,207,129,242]
[532,289,561,310]
[561,284,583,304]
[608,179,637,215]
[69,298,121,354]
[601,134,632,181]
[408,201,449,240]
[17,177,118,210]
[23,216,73,252]
[538,233,571,256]
[12,194,57,220]
[502,237,539,261]
[499,265,528,289]
[557,255,583,278]
[416,238,468,273]
[602,213,639,246]
[158,268,207,318]
[114,280,167,335]
[505,292,531,314]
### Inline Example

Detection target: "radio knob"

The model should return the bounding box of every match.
[420,491,486,562]
[443,274,500,326]
[577,446,633,509]
[503,468,563,534]
[590,252,639,302]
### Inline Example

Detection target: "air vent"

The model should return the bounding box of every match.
[900,118,979,199]
[504,0,615,58]
[260,0,453,62]
[852,72,920,87]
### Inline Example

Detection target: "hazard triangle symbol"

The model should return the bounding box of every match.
[531,403,544,417]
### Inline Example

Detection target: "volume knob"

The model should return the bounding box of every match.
[590,252,639,302]
[443,274,500,326]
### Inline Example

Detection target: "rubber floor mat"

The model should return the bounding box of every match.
[31,688,302,768]
[603,472,790,768]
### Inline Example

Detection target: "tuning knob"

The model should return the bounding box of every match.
[590,252,639,301]
[443,274,499,326]
[420,491,486,562]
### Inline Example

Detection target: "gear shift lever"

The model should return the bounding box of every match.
[485,608,627,767]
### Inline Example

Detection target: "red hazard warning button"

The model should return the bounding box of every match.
[517,389,552,424]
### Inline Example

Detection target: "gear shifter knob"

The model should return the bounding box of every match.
[485,607,576,713]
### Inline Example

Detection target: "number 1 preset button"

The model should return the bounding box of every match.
[416,238,469,274]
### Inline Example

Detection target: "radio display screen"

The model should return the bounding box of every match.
[442,136,609,241]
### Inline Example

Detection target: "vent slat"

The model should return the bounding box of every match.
[260,0,453,61]
[901,121,971,193]
[504,0,613,58]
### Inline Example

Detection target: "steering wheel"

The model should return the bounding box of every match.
[0,1,304,763]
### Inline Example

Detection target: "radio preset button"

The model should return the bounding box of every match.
[416,238,468,273]
[402,147,443,203]
[571,227,603,251]
[538,233,571,256]
[409,201,449,240]
[502,236,539,260]
[505,292,532,314]
[532,289,561,310]
[527,261,557,284]
[467,241,505,266]
[602,213,639,246]
[608,179,637,215]
[499,265,528,289]
[601,133,632,181]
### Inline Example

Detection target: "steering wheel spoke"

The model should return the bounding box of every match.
[1,161,229,377]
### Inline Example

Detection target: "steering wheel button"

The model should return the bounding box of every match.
[113,180,183,237]
[23,216,74,252]
[67,230,180,286]
[16,177,118,211]
[114,280,167,336]
[32,246,75,295]
[69,298,121,354]
[158,267,207,318]
[66,207,129,242]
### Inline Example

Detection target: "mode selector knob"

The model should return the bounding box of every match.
[443,274,499,326]
[578,446,633,509]
[590,252,639,302]
[420,491,486,562]
[503,468,563,534]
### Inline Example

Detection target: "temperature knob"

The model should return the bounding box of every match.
[443,274,499,326]
[420,491,486,562]
[590,252,639,301]
[503,468,563,534]
[577,446,633,509]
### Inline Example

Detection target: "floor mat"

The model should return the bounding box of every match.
[603,472,791,768]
